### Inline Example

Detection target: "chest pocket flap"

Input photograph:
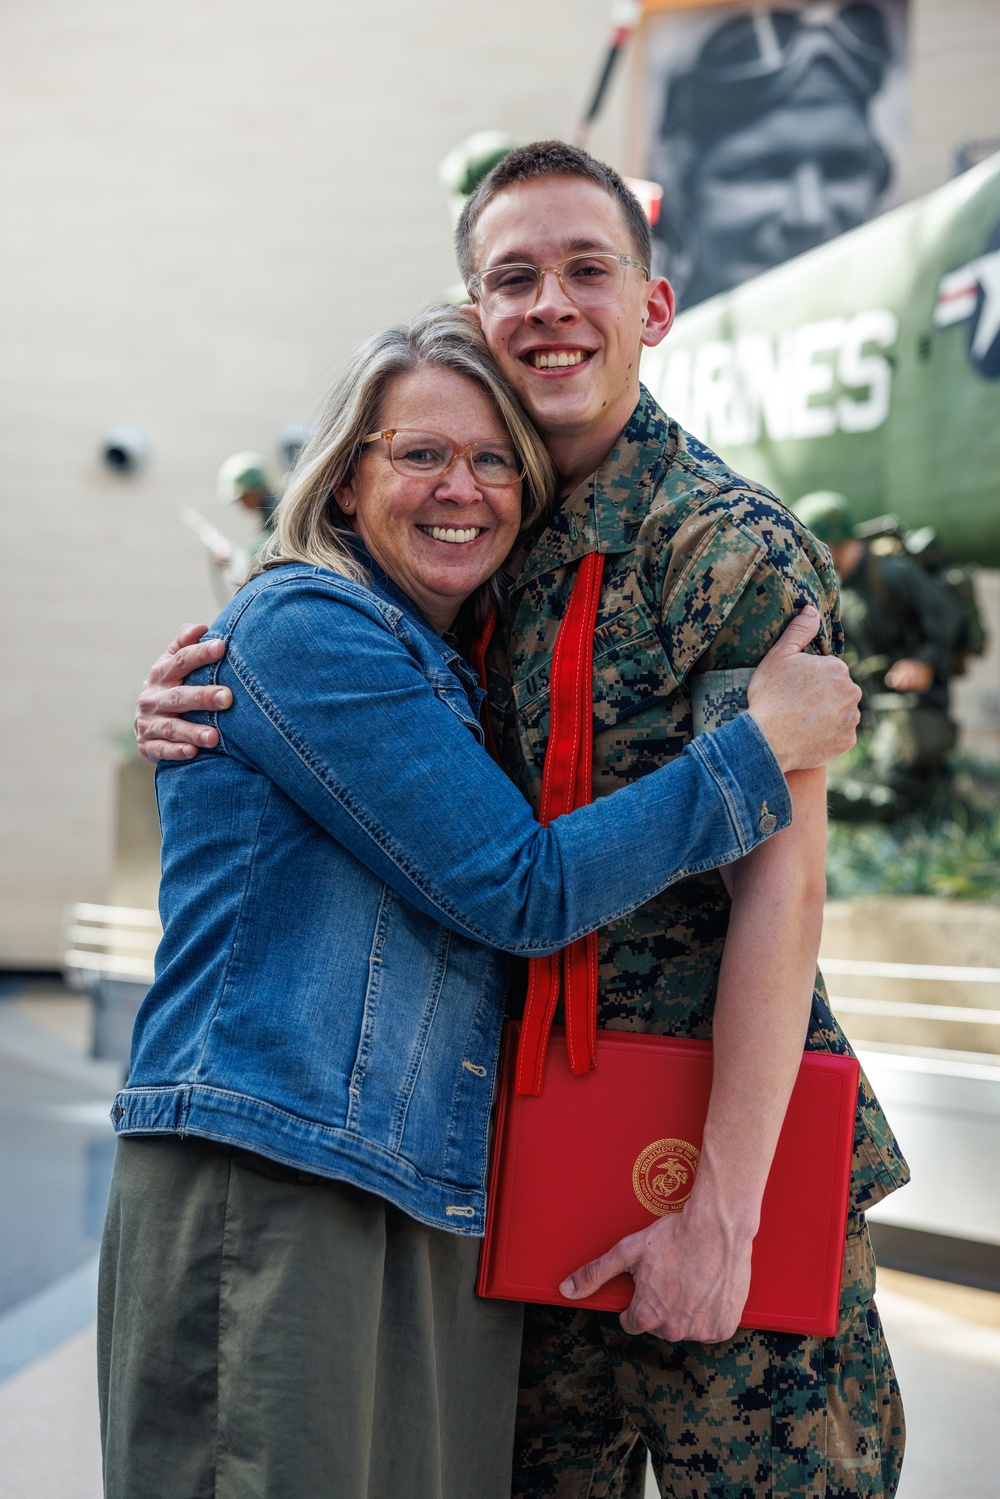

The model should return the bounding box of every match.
[590,602,676,734]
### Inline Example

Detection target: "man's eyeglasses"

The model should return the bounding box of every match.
[361,429,524,487]
[467,251,648,318]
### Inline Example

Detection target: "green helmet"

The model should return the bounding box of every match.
[217,451,270,504]
[792,490,855,545]
[438,130,519,226]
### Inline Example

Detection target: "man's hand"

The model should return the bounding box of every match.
[747,607,860,772]
[134,624,232,763]
[560,1191,753,1343]
[563,768,828,1346]
[884,657,933,694]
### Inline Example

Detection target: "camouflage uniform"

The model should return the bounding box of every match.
[485,389,908,1499]
[839,546,963,810]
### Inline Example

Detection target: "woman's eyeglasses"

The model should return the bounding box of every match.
[361,429,524,487]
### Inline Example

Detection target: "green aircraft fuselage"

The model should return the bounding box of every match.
[641,154,1000,567]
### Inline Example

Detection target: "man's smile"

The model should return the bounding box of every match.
[521,347,595,372]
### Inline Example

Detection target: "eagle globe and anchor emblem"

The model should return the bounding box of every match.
[632,1137,701,1217]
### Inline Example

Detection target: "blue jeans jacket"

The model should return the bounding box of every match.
[114,558,790,1233]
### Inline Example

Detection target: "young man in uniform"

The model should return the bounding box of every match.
[135,143,906,1498]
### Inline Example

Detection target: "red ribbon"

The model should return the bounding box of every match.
[468,605,499,763]
[514,551,605,1096]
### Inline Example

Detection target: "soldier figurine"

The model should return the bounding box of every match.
[438,132,519,303]
[438,130,519,227]
[213,451,279,595]
[794,491,965,817]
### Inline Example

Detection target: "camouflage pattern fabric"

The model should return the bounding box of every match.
[690,668,755,737]
[514,1227,904,1499]
[487,386,909,1215]
[485,388,908,1496]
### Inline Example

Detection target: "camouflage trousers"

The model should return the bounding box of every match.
[512,1222,904,1499]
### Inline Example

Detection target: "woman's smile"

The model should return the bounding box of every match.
[416,524,485,544]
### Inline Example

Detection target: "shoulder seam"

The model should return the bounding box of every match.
[227,567,402,633]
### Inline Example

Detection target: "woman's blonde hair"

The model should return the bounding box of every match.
[253,305,555,630]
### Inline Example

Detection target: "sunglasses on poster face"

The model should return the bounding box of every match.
[697,4,889,93]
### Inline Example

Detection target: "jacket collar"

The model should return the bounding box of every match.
[511,386,675,591]
[340,532,482,696]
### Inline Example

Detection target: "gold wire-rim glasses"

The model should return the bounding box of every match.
[361,429,526,487]
[467,251,649,316]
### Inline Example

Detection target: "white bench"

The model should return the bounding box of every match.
[61,903,161,1062]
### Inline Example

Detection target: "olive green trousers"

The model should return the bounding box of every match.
[98,1136,524,1499]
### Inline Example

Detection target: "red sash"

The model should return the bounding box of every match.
[467,606,499,764]
[470,554,606,1095]
[517,552,605,1094]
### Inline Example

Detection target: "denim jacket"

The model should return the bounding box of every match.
[113,557,790,1233]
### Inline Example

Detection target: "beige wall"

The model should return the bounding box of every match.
[2,0,999,966]
[0,0,627,965]
[953,571,1000,760]
[907,0,1000,196]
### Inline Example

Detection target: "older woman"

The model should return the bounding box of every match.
[99,306,853,1499]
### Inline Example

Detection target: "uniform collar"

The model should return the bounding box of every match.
[511,386,675,591]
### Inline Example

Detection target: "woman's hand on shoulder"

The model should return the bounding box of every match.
[135,624,232,762]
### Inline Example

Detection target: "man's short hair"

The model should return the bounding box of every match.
[455,140,652,285]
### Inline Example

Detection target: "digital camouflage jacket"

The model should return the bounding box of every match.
[485,387,909,1233]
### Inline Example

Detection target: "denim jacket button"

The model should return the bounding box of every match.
[758,801,777,835]
[112,1102,124,1123]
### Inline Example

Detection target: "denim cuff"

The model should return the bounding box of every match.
[688,712,791,856]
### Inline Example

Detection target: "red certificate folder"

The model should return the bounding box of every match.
[478,1023,860,1337]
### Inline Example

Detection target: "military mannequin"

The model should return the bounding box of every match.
[438,133,520,303]
[794,491,964,817]
[213,451,279,595]
[439,130,519,226]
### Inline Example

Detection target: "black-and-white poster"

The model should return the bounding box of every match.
[641,2,909,309]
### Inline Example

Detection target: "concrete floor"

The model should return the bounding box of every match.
[2,1271,998,1499]
[878,1276,1000,1499]
[2,986,999,1498]
[0,1328,102,1499]
[0,984,117,1323]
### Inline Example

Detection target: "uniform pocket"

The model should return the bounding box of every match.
[590,604,679,734]
[839,1218,877,1312]
[821,1298,905,1497]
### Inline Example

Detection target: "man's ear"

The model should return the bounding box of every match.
[640,276,675,349]
[458,299,484,328]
